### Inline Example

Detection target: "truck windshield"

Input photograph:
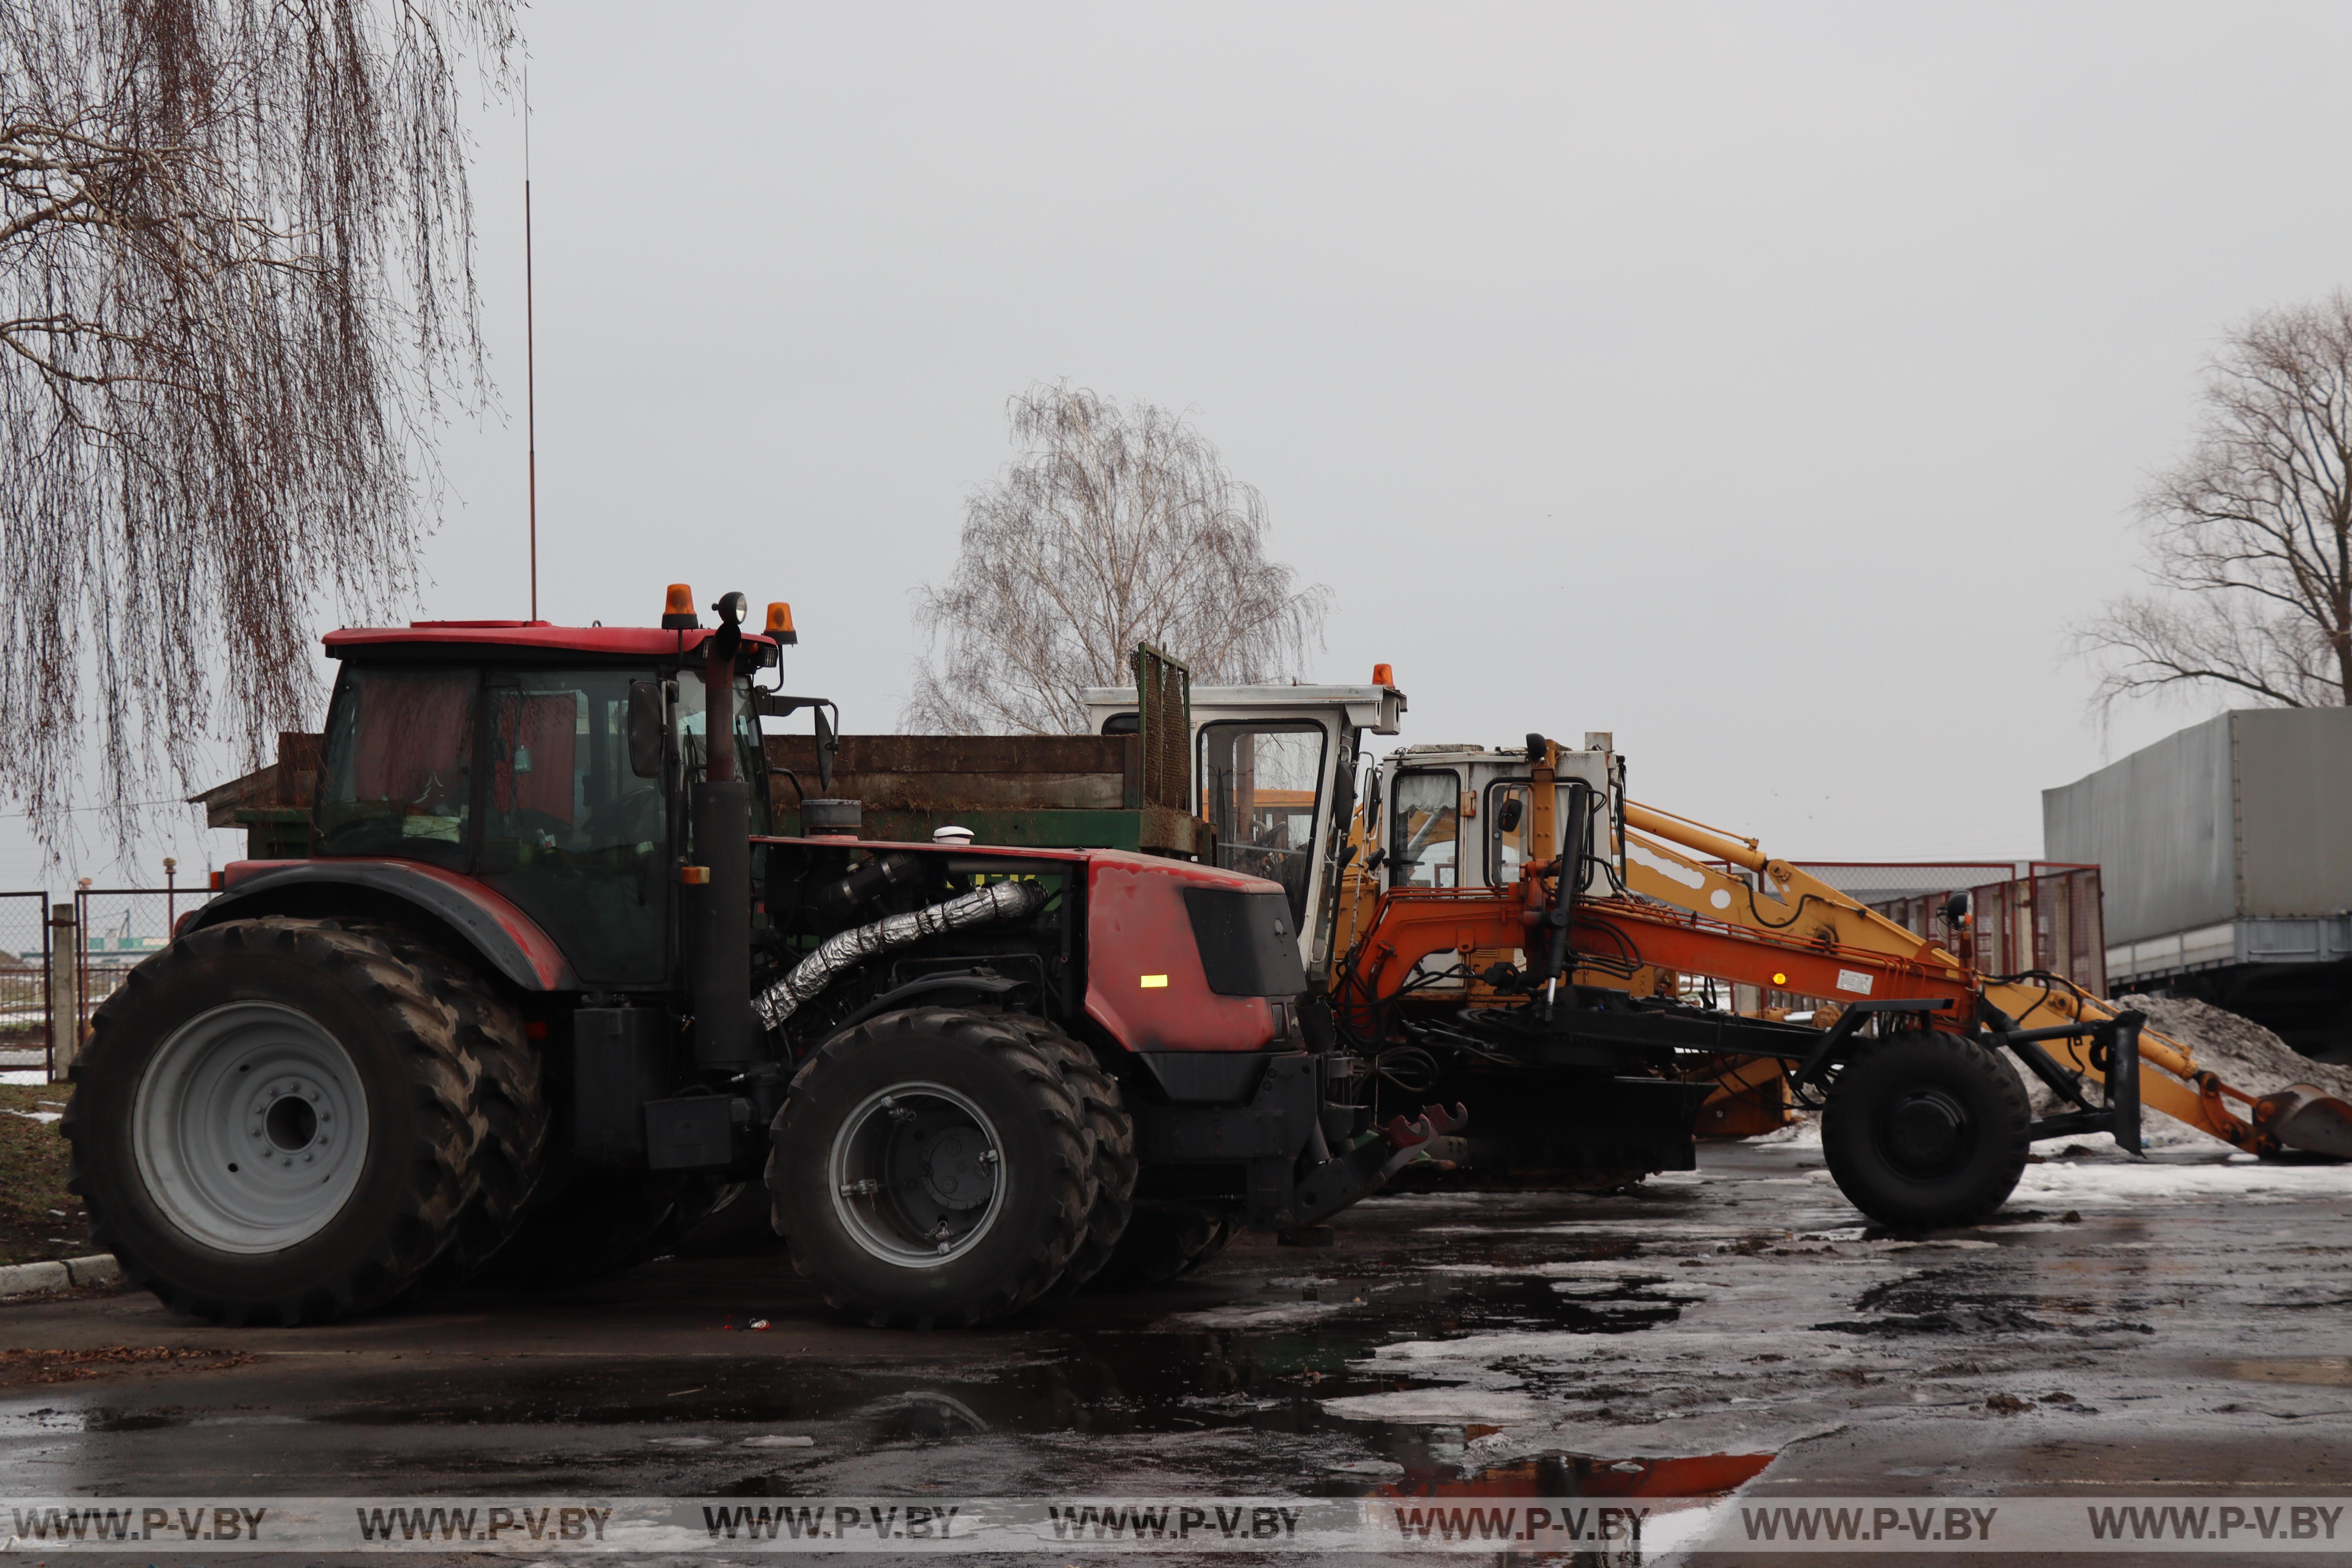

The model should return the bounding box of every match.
[1199,720,1326,925]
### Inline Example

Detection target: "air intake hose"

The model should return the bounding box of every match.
[753,879,1047,1030]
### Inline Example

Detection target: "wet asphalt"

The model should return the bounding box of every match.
[2,1134,2349,1563]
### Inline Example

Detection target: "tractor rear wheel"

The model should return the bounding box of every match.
[1822,1031,2030,1229]
[769,1006,1090,1328]
[63,918,482,1325]
[356,929,550,1282]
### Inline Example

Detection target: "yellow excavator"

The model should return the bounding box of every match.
[1320,730,2352,1226]
[1614,797,2352,1162]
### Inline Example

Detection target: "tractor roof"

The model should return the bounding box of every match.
[323,621,780,660]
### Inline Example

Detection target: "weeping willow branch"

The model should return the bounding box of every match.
[0,0,517,856]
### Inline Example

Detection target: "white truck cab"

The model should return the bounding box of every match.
[1082,679,1405,972]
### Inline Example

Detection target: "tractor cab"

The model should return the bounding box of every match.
[310,611,788,987]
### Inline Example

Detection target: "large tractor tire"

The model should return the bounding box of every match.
[999,1014,1137,1298]
[769,1006,1091,1328]
[1822,1031,2031,1230]
[1093,1207,1237,1289]
[62,918,483,1325]
[356,928,551,1281]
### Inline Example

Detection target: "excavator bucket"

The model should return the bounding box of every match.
[2252,1085,2352,1160]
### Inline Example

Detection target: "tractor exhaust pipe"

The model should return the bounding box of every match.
[688,592,758,1070]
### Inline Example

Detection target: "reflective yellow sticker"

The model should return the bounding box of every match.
[1140,974,1169,989]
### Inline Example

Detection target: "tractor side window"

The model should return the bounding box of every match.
[1198,721,1327,926]
[476,669,665,984]
[1389,769,1461,888]
[314,665,477,869]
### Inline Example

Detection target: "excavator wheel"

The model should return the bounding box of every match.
[63,917,483,1325]
[769,1006,1091,1328]
[1822,1031,2029,1230]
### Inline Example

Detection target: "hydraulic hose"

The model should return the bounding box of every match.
[752,879,1047,1030]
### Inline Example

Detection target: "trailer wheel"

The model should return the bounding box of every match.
[1093,1207,1236,1289]
[998,1015,1137,1298]
[62,918,482,1325]
[1822,1031,2029,1229]
[770,1007,1089,1328]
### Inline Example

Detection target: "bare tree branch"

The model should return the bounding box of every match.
[906,382,1330,735]
[2074,292,2352,719]
[0,0,516,857]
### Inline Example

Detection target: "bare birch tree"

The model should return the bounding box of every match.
[906,383,1330,734]
[0,0,515,852]
[2076,293,2352,715]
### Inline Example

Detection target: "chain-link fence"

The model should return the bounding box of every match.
[74,884,204,1036]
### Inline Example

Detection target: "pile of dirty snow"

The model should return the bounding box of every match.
[2009,994,2350,1149]
[2118,994,2352,1103]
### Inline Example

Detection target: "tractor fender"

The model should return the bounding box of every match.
[190,859,579,992]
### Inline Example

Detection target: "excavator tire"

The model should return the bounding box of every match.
[63,917,483,1325]
[997,1014,1138,1299]
[1822,1031,2029,1230]
[1092,1207,1236,1289]
[769,1006,1090,1328]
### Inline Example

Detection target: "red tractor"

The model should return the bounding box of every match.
[64,593,1435,1326]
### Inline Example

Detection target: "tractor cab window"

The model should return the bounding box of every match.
[676,670,773,836]
[1388,769,1461,887]
[315,665,477,870]
[1199,721,1327,926]
[476,668,668,984]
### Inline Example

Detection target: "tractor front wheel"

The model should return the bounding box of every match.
[770,1007,1090,1328]
[1822,1031,2029,1230]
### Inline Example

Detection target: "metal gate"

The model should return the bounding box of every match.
[0,892,54,1077]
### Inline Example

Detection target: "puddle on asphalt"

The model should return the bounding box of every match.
[54,1231,1703,1482]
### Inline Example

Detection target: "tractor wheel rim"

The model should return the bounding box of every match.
[827,1081,1005,1269]
[131,1002,371,1254]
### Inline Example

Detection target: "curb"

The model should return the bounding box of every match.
[0,1254,120,1299]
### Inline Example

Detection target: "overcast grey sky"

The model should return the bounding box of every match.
[11,0,2352,892]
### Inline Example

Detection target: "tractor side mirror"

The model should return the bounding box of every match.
[815,704,837,793]
[626,681,664,778]
[1495,797,1524,834]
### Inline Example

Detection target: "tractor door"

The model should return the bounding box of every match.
[475,668,671,985]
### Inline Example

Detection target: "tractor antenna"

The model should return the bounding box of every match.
[524,65,539,622]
